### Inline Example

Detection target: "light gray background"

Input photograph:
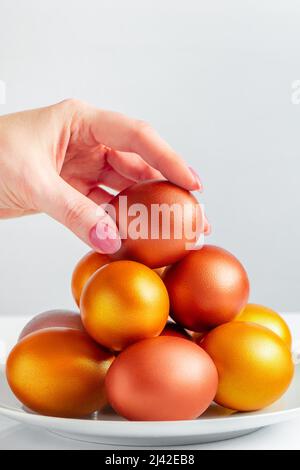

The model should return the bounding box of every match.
[0,0,299,316]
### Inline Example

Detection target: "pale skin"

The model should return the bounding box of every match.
[0,99,209,253]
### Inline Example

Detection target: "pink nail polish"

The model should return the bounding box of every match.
[89,223,122,254]
[189,167,203,192]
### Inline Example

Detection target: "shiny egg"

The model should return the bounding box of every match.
[109,180,202,268]
[202,322,294,411]
[18,309,84,341]
[235,303,292,349]
[163,245,250,331]
[105,336,218,421]
[7,328,114,418]
[80,260,169,351]
[72,251,110,306]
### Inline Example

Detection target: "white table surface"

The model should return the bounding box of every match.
[0,313,299,450]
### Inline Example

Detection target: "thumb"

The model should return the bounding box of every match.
[39,174,121,254]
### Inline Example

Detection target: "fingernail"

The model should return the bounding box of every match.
[89,223,122,254]
[189,167,203,192]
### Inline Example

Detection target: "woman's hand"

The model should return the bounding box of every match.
[0,99,205,253]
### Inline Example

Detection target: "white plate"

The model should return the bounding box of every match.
[0,363,300,447]
[1,314,300,447]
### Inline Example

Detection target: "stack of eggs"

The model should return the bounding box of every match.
[6,180,294,420]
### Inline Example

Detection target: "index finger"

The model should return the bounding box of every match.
[79,105,200,191]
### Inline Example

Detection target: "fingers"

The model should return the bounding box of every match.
[107,149,163,182]
[86,186,115,205]
[99,168,136,191]
[39,173,121,254]
[106,149,210,233]
[72,102,201,191]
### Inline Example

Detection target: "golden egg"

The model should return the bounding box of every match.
[202,322,294,411]
[80,260,170,351]
[71,251,110,306]
[235,303,292,349]
[6,328,114,418]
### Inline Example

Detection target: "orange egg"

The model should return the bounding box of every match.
[7,328,114,418]
[235,303,292,349]
[160,321,191,340]
[18,309,84,341]
[109,180,202,268]
[72,251,110,306]
[80,261,169,351]
[202,322,294,411]
[105,336,218,421]
[163,245,249,331]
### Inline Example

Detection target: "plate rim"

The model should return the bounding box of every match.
[1,355,300,436]
[0,395,300,434]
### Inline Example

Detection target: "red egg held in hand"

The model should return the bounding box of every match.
[105,336,218,421]
[109,180,202,269]
[163,245,250,332]
[18,310,84,341]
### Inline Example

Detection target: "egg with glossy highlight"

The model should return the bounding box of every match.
[163,245,250,331]
[109,180,202,268]
[235,303,292,349]
[7,328,114,418]
[72,251,110,306]
[202,322,294,411]
[18,309,84,341]
[80,260,169,351]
